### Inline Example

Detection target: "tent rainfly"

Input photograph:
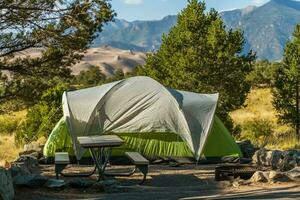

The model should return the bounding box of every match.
[44,76,242,160]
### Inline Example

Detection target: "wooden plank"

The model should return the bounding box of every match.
[126,152,149,165]
[77,135,124,148]
[55,152,70,164]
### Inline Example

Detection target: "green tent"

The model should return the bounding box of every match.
[44,116,242,159]
[43,76,242,160]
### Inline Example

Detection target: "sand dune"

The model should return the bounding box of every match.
[72,46,146,76]
[13,46,147,77]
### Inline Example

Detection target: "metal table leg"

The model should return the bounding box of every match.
[89,147,112,181]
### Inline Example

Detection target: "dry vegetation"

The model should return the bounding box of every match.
[0,110,26,162]
[231,88,299,150]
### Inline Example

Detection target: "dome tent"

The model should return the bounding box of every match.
[43,76,242,160]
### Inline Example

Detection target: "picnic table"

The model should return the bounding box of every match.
[77,135,124,181]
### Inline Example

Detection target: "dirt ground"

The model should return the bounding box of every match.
[15,164,300,200]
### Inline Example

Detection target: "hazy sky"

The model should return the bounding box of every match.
[111,0,270,21]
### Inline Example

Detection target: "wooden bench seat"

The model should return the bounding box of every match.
[55,152,70,179]
[125,152,149,184]
[55,152,70,164]
[126,152,149,165]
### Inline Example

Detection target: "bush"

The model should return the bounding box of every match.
[240,119,274,147]
[247,60,279,87]
[15,83,71,145]
[0,116,19,134]
[75,66,106,86]
[0,111,26,135]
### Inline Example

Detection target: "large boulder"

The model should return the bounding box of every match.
[13,155,39,174]
[278,150,300,171]
[268,170,290,183]
[14,174,48,187]
[252,148,269,166]
[0,167,14,200]
[237,140,256,159]
[19,143,43,159]
[251,149,300,170]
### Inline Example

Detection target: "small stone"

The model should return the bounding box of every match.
[68,178,94,188]
[14,174,48,187]
[218,181,232,188]
[232,181,240,187]
[250,171,268,183]
[45,179,66,189]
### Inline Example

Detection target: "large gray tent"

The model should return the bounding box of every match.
[61,76,219,160]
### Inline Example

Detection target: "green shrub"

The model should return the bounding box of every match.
[0,116,19,134]
[247,60,279,87]
[240,119,274,147]
[0,111,26,135]
[75,66,106,86]
[15,83,71,145]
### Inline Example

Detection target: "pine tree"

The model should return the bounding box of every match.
[0,0,115,104]
[135,0,255,130]
[273,24,300,138]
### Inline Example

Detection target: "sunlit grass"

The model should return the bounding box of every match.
[230,88,299,150]
[0,134,21,162]
[0,110,26,162]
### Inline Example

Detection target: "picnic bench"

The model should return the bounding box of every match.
[54,135,149,184]
[126,152,149,184]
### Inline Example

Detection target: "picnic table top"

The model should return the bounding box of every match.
[77,135,124,148]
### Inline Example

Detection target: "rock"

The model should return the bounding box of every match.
[278,150,300,171]
[250,171,268,183]
[14,174,48,187]
[286,167,300,181]
[45,179,66,189]
[218,181,232,188]
[269,150,283,168]
[268,170,290,183]
[13,155,39,173]
[252,149,284,169]
[23,143,42,153]
[237,140,256,159]
[232,179,250,187]
[20,143,43,159]
[0,167,14,200]
[252,148,268,166]
[68,178,94,188]
[99,179,116,186]
[9,165,30,178]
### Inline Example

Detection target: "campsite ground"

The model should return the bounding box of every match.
[15,164,300,200]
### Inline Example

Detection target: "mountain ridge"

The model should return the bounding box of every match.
[93,0,300,60]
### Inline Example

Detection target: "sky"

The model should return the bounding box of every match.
[111,0,270,21]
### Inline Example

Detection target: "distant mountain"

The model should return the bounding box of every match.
[221,0,300,60]
[93,15,177,52]
[93,0,300,61]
